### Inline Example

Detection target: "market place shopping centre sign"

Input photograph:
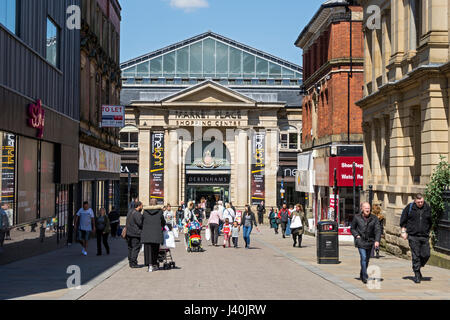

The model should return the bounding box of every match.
[169,110,248,127]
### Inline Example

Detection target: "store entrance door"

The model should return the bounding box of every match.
[186,185,230,211]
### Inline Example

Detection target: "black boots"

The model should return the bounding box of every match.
[413,271,421,283]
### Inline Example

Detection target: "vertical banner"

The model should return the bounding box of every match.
[251,132,265,205]
[1,133,15,205]
[150,132,165,204]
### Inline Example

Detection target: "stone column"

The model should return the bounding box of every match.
[265,129,278,209]
[166,129,179,206]
[139,129,151,207]
[235,129,248,208]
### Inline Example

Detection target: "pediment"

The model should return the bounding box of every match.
[162,81,255,104]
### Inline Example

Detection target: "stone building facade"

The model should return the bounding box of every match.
[357,0,449,257]
[295,0,365,237]
[78,0,122,216]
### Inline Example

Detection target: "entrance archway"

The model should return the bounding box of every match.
[185,139,231,212]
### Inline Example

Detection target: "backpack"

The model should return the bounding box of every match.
[408,203,414,215]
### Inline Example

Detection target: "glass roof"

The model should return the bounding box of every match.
[122,37,302,80]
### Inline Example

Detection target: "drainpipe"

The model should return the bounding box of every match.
[347,4,353,145]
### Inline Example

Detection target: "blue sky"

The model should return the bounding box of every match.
[120,0,326,66]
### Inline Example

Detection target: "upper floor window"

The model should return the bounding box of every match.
[0,0,17,34]
[120,126,138,149]
[46,17,59,67]
[280,125,299,150]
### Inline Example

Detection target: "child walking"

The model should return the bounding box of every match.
[231,221,240,248]
[222,218,231,248]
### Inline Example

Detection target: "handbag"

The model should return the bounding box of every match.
[161,230,176,249]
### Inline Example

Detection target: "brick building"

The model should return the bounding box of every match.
[295,0,364,238]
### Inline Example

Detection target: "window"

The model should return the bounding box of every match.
[0,0,16,34]
[17,137,38,224]
[46,17,59,67]
[120,128,138,148]
[280,126,299,150]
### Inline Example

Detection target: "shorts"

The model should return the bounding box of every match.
[77,229,91,241]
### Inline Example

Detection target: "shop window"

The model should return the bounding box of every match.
[46,17,60,68]
[0,0,16,34]
[17,137,38,224]
[40,142,56,219]
[1,132,16,226]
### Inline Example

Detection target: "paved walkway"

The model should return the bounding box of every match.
[1,226,449,300]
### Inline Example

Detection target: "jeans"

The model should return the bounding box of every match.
[144,243,160,267]
[408,236,430,272]
[358,248,371,280]
[96,231,110,255]
[127,236,141,266]
[243,226,253,247]
[280,222,288,236]
[232,237,238,248]
[209,223,219,245]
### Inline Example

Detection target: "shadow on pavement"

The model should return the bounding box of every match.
[0,236,128,300]
[402,276,433,282]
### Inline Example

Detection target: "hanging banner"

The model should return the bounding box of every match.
[251,132,265,205]
[150,132,165,204]
[1,133,15,204]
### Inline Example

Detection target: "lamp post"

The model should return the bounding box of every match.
[333,168,338,223]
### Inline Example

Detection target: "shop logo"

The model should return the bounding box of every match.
[28,99,45,138]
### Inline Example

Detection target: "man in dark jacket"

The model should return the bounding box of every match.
[126,201,143,268]
[351,202,381,284]
[141,199,166,272]
[257,201,266,225]
[400,193,432,283]
[108,207,120,239]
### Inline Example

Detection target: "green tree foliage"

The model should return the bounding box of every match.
[424,156,450,245]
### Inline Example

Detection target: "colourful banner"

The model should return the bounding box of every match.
[251,132,265,205]
[150,132,165,204]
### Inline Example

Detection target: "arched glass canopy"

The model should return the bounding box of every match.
[122,37,302,81]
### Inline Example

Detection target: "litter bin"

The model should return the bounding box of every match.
[317,220,339,264]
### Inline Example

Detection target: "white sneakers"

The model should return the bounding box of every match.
[148,266,153,272]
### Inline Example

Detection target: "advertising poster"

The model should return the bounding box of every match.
[150,132,165,204]
[1,133,15,205]
[251,132,265,205]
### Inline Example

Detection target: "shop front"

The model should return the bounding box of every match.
[78,144,121,218]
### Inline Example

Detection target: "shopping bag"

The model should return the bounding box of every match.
[161,230,176,249]
[173,226,179,239]
[205,227,211,241]
[285,219,291,236]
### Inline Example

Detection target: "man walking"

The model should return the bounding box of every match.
[257,201,266,225]
[126,201,143,268]
[400,194,432,283]
[0,203,10,252]
[74,202,96,256]
[108,206,120,239]
[351,202,381,284]
[278,203,290,238]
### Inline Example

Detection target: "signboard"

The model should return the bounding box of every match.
[150,132,164,203]
[28,99,45,138]
[79,143,121,173]
[169,110,248,127]
[329,157,363,187]
[295,170,315,193]
[186,174,230,185]
[1,134,15,204]
[278,166,298,178]
[251,132,265,205]
[101,105,125,128]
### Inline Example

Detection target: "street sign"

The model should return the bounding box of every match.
[101,105,125,128]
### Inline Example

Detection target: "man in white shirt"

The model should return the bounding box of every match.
[74,201,96,256]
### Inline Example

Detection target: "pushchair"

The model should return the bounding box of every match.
[157,248,176,270]
[186,221,204,253]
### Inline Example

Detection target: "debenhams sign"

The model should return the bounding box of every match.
[170,110,247,127]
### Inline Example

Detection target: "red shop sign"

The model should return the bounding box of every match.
[329,156,363,187]
[28,99,45,138]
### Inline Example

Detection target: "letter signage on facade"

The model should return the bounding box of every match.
[328,157,364,187]
[251,132,265,205]
[28,99,45,138]
[150,132,164,203]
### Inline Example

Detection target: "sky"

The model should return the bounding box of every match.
[120,0,327,67]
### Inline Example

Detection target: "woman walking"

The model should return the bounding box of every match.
[371,204,385,258]
[240,205,259,249]
[290,204,309,248]
[141,199,166,272]
[95,208,111,256]
[268,208,278,234]
[208,205,222,246]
